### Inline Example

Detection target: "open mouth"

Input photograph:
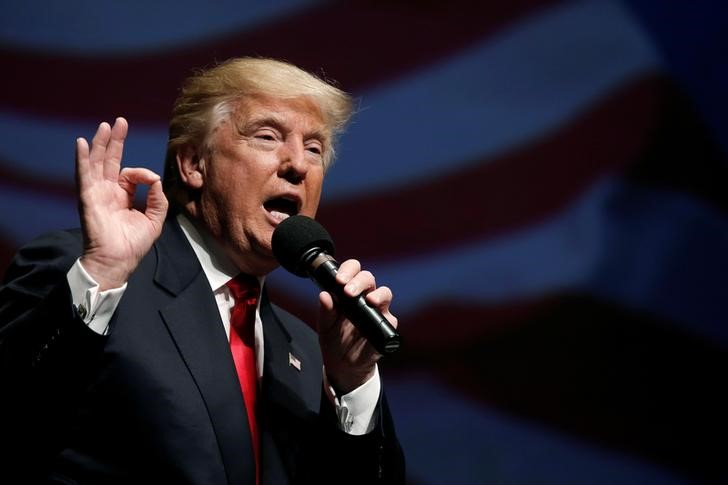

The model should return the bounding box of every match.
[264,196,299,221]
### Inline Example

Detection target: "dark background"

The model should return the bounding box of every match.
[1,1,726,483]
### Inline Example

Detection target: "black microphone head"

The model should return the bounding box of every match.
[272,215,335,277]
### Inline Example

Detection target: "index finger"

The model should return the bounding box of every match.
[334,259,362,286]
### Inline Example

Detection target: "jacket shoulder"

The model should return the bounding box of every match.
[2,228,82,289]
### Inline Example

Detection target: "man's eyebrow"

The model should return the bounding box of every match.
[304,129,328,145]
[238,115,286,133]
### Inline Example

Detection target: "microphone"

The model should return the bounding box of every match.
[272,215,401,355]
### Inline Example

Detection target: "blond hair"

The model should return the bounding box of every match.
[163,57,354,198]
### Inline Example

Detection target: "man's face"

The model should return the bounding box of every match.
[193,94,328,275]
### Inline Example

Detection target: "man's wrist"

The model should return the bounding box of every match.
[79,254,131,291]
[68,258,126,335]
[324,365,381,435]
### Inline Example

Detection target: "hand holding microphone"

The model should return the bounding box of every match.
[272,215,401,356]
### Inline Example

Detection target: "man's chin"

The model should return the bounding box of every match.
[249,238,278,270]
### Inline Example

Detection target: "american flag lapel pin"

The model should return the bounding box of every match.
[288,352,302,371]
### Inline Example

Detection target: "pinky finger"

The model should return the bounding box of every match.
[75,138,92,187]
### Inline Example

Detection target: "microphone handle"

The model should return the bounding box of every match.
[308,256,401,354]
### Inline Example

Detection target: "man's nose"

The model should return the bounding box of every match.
[278,138,308,184]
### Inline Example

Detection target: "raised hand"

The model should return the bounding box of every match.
[318,259,398,394]
[76,118,168,290]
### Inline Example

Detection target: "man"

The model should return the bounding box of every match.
[0,58,404,483]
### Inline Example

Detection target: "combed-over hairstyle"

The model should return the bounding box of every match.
[162,57,354,199]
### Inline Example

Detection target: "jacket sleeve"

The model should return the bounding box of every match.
[262,300,406,484]
[0,230,107,476]
[310,389,406,484]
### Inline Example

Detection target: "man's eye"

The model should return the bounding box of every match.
[256,133,276,141]
[306,145,322,155]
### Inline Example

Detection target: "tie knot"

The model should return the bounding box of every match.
[227,273,260,304]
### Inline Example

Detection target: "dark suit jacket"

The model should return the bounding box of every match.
[0,218,404,484]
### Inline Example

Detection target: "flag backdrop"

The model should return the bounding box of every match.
[1,1,726,483]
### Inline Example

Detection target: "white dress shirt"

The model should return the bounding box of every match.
[66,213,379,435]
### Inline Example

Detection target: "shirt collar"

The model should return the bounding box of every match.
[176,213,266,293]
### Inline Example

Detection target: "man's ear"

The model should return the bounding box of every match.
[176,146,205,190]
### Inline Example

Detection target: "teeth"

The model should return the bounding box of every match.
[270,210,290,221]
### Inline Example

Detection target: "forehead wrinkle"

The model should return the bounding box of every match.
[234,95,330,144]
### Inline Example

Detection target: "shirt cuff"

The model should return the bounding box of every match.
[325,366,381,436]
[66,258,126,335]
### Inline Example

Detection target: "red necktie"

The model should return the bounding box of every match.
[226,274,261,484]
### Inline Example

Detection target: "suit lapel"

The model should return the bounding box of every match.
[154,219,255,485]
[259,292,314,420]
[259,292,324,483]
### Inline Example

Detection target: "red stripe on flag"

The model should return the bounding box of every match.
[318,75,664,261]
[0,0,557,123]
[0,165,75,200]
